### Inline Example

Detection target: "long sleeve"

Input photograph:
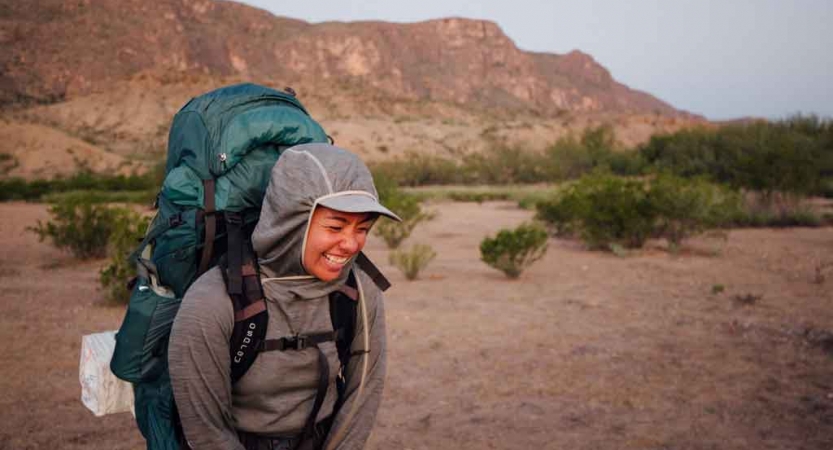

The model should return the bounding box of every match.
[323,273,388,450]
[168,269,245,450]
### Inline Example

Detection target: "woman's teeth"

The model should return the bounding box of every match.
[324,254,348,265]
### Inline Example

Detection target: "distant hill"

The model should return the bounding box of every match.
[1,0,694,117]
[0,0,704,179]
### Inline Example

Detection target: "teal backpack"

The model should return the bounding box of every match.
[110,83,387,449]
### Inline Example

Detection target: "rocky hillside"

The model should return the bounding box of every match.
[0,0,702,179]
[1,0,687,116]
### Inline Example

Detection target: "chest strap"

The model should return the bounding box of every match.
[259,330,345,352]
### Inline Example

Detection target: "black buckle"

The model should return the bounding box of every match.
[294,335,307,350]
[281,334,307,350]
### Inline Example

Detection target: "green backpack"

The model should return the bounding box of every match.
[110,83,387,449]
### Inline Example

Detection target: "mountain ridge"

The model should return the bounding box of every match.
[0,0,693,118]
[0,0,705,180]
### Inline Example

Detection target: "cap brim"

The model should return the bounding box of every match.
[318,194,402,222]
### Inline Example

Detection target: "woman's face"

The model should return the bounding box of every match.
[303,205,375,281]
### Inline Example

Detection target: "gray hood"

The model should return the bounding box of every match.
[252,143,387,287]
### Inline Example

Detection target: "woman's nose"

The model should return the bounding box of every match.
[339,232,360,253]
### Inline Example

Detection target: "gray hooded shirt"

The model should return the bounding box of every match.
[169,144,388,450]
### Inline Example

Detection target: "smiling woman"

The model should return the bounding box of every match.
[303,207,378,281]
[168,144,400,450]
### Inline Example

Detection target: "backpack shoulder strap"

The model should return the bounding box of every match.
[354,252,390,292]
[223,212,269,384]
[329,271,359,402]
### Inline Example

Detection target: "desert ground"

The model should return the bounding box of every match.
[1,200,832,449]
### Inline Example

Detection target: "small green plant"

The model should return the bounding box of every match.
[711,284,726,295]
[373,173,434,249]
[28,200,129,259]
[389,244,436,280]
[480,222,548,279]
[100,211,151,303]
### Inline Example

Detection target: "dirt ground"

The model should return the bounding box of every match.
[1,201,832,450]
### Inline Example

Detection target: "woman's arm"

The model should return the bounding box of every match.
[323,272,388,450]
[169,269,245,450]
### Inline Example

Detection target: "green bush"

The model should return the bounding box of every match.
[100,211,151,303]
[42,189,157,205]
[536,173,742,250]
[0,170,159,202]
[480,222,548,278]
[534,182,585,237]
[639,116,832,196]
[389,244,436,280]
[537,173,655,249]
[370,151,462,186]
[368,126,646,186]
[373,174,434,248]
[648,173,741,248]
[463,144,546,184]
[28,200,134,259]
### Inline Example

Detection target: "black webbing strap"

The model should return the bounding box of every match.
[198,179,216,275]
[354,251,391,291]
[300,346,330,450]
[259,331,342,352]
[225,212,244,296]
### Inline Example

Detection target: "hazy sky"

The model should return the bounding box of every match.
[236,0,832,120]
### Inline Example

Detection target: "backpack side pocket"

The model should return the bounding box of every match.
[111,264,180,384]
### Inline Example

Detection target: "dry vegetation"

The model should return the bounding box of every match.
[1,201,831,449]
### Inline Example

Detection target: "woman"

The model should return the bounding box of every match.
[169,143,400,450]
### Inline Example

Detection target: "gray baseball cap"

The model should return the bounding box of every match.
[317,190,402,222]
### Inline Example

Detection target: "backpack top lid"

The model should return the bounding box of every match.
[166,83,328,180]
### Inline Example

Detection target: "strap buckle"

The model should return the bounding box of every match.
[293,334,307,350]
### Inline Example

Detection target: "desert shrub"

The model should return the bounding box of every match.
[537,173,749,250]
[640,116,832,196]
[28,200,133,259]
[542,125,644,180]
[373,174,434,248]
[99,211,151,303]
[537,173,655,249]
[370,151,462,186]
[480,222,548,278]
[648,173,741,248]
[0,170,159,202]
[463,143,546,184]
[534,182,586,237]
[389,244,436,280]
[42,189,157,205]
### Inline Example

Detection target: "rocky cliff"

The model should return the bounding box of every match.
[1,0,686,117]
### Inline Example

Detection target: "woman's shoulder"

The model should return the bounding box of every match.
[177,267,235,328]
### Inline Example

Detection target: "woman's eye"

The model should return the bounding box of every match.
[326,226,343,232]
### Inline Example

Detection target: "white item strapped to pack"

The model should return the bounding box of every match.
[80,331,134,417]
